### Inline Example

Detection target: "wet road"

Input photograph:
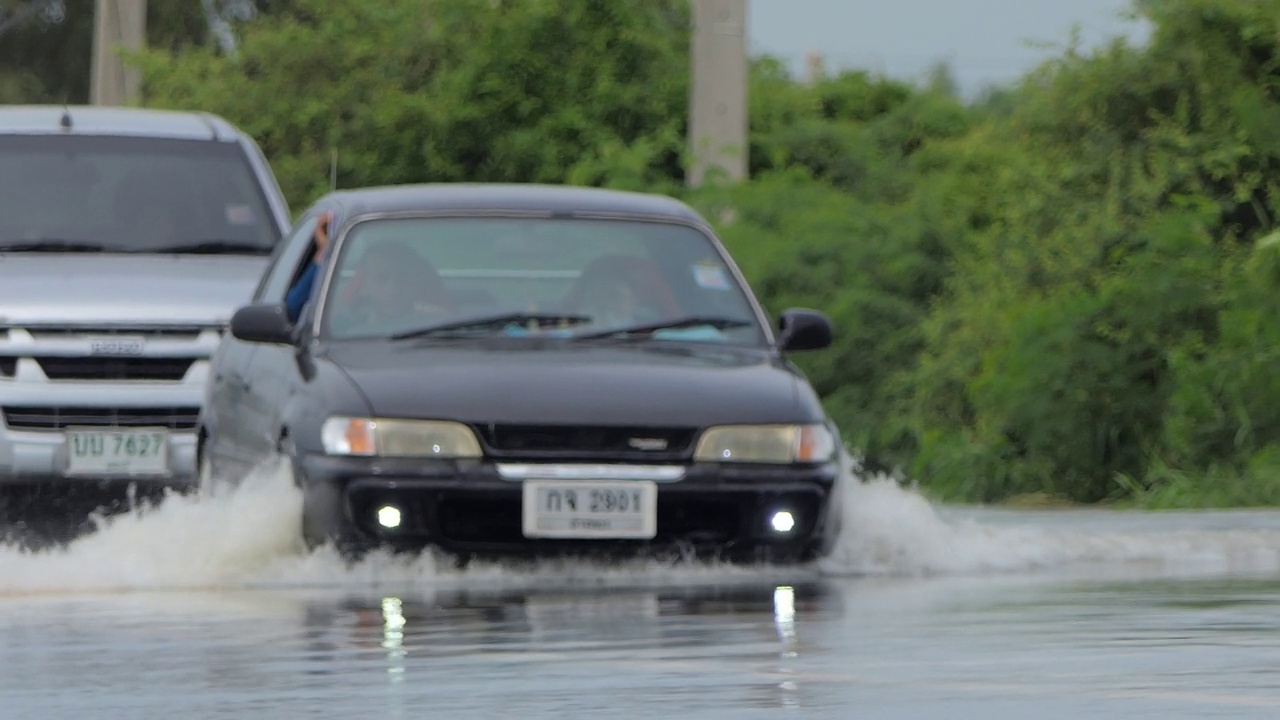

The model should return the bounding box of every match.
[4,465,1280,719]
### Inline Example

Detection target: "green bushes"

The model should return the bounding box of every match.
[11,0,1280,506]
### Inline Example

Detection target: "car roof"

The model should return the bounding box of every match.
[0,105,244,141]
[321,183,708,225]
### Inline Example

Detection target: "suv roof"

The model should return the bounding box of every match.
[0,105,243,141]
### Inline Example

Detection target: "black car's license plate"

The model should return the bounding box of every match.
[521,480,658,539]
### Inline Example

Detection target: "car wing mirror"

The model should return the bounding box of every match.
[778,308,833,352]
[229,302,294,345]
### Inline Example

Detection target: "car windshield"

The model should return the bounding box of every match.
[318,216,766,346]
[0,135,279,254]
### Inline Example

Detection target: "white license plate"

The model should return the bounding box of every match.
[88,337,145,356]
[65,429,169,476]
[522,480,657,539]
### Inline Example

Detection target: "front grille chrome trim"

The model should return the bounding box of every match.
[495,463,686,482]
[2,406,201,431]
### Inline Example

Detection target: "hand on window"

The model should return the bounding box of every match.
[314,211,333,261]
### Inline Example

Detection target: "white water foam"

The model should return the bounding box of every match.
[820,469,1280,580]
[4,452,1280,596]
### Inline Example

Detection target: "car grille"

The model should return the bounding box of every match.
[33,357,194,381]
[2,406,200,431]
[477,424,697,460]
[24,326,207,341]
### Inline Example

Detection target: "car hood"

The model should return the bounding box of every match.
[324,342,810,427]
[0,254,268,325]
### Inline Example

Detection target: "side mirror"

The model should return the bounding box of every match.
[778,308,833,352]
[229,302,293,345]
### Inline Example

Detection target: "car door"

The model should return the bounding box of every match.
[205,332,253,474]
[203,231,300,475]
[221,212,323,468]
[236,210,334,465]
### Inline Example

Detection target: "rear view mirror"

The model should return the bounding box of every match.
[778,308,833,352]
[229,302,293,345]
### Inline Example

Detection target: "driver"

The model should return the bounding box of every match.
[285,214,453,331]
[285,211,333,323]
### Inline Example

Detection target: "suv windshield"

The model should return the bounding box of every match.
[0,135,279,254]
[319,216,766,346]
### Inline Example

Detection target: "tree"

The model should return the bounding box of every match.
[134,0,692,206]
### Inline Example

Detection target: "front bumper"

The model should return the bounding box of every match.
[0,381,202,489]
[0,424,197,488]
[295,454,843,562]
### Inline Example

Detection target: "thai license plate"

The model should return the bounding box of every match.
[65,428,169,476]
[522,480,657,539]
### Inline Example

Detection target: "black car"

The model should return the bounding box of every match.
[200,183,844,564]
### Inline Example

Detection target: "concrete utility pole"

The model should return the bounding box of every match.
[90,0,146,106]
[687,0,747,188]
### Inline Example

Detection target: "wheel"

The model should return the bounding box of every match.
[196,450,217,498]
[296,459,374,563]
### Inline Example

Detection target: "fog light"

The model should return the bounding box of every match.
[377,505,402,529]
[770,510,796,533]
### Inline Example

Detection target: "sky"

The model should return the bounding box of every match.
[746,0,1152,96]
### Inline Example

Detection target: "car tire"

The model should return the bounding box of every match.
[196,450,217,499]
[294,458,374,563]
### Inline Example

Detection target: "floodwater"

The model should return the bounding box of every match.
[4,459,1280,719]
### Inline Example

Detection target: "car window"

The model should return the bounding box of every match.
[254,215,320,302]
[317,216,765,345]
[0,135,280,253]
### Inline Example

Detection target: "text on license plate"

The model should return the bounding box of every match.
[65,428,169,476]
[522,480,657,539]
[88,337,145,356]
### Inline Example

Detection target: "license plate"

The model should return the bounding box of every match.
[65,428,169,476]
[522,480,657,539]
[88,337,145,356]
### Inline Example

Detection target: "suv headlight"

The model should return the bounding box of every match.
[320,417,483,458]
[693,423,836,464]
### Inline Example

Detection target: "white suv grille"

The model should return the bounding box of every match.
[2,406,201,430]
[0,323,222,383]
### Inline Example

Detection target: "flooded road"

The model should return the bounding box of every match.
[4,462,1280,718]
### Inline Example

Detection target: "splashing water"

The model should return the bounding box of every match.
[820,467,1280,579]
[3,451,1280,596]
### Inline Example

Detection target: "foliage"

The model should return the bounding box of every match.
[130,0,691,205]
[895,0,1280,505]
[9,0,1280,505]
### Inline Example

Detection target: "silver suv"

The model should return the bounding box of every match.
[0,105,291,496]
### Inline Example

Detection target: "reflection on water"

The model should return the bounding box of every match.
[0,581,841,718]
[6,575,1280,718]
[772,585,800,709]
[299,581,836,665]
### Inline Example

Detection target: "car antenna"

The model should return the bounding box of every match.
[329,148,338,191]
[59,105,72,131]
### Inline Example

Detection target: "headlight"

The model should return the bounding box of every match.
[693,423,836,464]
[320,416,482,458]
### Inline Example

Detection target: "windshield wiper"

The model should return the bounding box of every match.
[0,239,108,253]
[149,241,272,255]
[390,312,593,340]
[572,316,753,340]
